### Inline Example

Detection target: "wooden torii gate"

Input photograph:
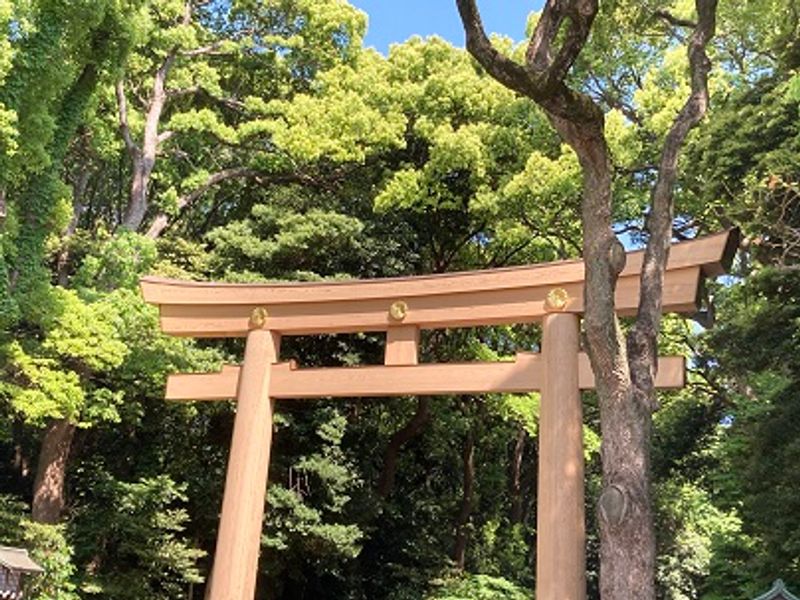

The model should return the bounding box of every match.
[140,230,735,600]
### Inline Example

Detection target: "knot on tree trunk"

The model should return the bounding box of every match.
[597,483,628,528]
[609,237,626,277]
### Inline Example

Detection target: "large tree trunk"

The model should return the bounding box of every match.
[32,418,76,523]
[560,120,657,599]
[455,1,718,597]
[376,397,431,498]
[453,427,475,569]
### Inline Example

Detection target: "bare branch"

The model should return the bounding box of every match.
[654,9,697,29]
[181,42,227,57]
[525,0,565,71]
[115,81,140,157]
[166,85,200,98]
[157,130,174,145]
[455,0,535,97]
[456,0,603,127]
[547,1,599,84]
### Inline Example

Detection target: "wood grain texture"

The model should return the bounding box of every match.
[384,326,420,365]
[148,266,701,337]
[537,312,586,600]
[206,329,280,600]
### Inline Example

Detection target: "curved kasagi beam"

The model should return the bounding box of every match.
[140,230,737,337]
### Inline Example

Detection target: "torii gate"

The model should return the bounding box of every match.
[140,230,736,600]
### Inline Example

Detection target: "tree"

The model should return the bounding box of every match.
[113,0,368,235]
[454,1,719,597]
[0,0,144,524]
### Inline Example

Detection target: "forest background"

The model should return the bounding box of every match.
[0,0,799,598]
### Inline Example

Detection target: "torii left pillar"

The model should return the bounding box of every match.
[536,291,586,599]
[207,308,279,600]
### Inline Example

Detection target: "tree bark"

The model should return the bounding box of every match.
[455,2,718,597]
[117,52,174,231]
[117,1,191,231]
[376,397,431,498]
[509,425,526,524]
[453,427,475,570]
[32,418,76,523]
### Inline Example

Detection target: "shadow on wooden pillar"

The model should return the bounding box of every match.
[536,310,586,600]
[207,312,280,600]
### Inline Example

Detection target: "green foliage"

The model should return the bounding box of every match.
[71,470,204,599]
[655,481,747,600]
[1,2,799,599]
[696,268,800,591]
[0,0,16,160]
[261,407,363,596]
[73,231,158,291]
[23,521,80,600]
[425,573,529,600]
[0,495,79,600]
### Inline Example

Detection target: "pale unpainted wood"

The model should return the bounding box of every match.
[164,355,685,401]
[206,329,280,600]
[537,312,586,600]
[140,229,733,307]
[152,266,701,337]
[384,326,420,365]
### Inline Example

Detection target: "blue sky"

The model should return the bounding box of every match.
[348,1,543,54]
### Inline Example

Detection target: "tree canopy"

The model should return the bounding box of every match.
[1,0,799,598]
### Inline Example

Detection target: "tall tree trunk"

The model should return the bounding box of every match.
[453,427,475,570]
[455,1,718,597]
[32,418,76,523]
[509,425,526,524]
[377,397,431,498]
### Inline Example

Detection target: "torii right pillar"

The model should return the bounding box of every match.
[537,289,585,600]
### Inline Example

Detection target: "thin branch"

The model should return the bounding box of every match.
[166,86,200,98]
[180,42,227,57]
[145,168,315,239]
[654,9,697,29]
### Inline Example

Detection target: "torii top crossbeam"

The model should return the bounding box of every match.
[141,229,736,338]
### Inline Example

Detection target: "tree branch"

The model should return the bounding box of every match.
[157,130,174,145]
[145,168,315,239]
[115,81,140,157]
[654,9,697,29]
[166,85,200,98]
[377,397,431,498]
[455,0,536,97]
[456,0,602,127]
[630,0,718,406]
[540,1,599,86]
[180,42,227,57]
